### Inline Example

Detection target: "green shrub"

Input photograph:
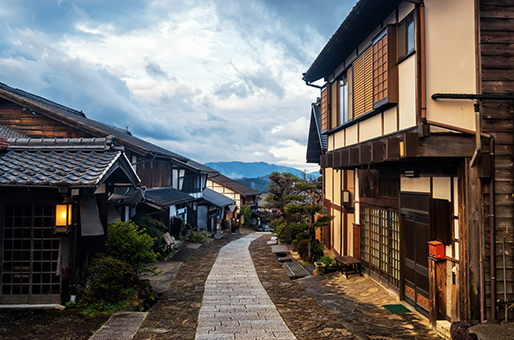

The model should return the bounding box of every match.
[309,239,325,262]
[318,255,335,267]
[106,220,158,274]
[297,239,309,261]
[133,214,168,258]
[86,256,137,304]
[185,230,209,243]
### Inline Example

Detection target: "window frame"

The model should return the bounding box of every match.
[398,13,415,62]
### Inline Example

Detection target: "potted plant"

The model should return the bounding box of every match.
[314,261,326,275]
[318,255,336,273]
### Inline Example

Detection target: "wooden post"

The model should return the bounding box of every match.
[429,257,447,329]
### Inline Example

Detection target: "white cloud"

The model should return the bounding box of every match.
[0,0,356,171]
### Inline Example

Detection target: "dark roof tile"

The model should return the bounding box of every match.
[207,173,261,197]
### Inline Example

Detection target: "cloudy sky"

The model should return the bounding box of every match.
[0,0,356,171]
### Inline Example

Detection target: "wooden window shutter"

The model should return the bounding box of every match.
[364,47,374,113]
[353,53,365,118]
[320,84,331,133]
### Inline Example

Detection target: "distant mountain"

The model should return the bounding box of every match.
[205,161,315,179]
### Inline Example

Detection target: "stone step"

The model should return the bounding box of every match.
[284,261,310,278]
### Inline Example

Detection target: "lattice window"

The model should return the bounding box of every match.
[360,204,400,290]
[373,34,388,103]
[2,205,61,299]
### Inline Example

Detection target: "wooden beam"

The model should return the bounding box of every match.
[349,147,359,166]
[326,153,334,168]
[371,141,384,163]
[342,149,350,167]
[386,137,400,161]
[417,134,476,158]
[404,132,419,157]
[333,150,342,168]
[359,144,371,164]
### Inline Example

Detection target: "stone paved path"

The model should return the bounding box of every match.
[195,233,296,340]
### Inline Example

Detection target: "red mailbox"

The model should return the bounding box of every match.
[428,240,445,259]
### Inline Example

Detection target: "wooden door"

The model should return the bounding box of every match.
[401,193,430,317]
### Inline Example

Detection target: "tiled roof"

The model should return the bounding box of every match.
[144,187,194,208]
[303,0,403,83]
[0,82,217,174]
[0,137,139,187]
[0,125,27,139]
[207,173,261,197]
[202,188,235,207]
[109,187,144,207]
[0,137,8,149]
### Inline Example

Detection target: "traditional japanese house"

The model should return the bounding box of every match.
[304,0,514,328]
[0,136,139,304]
[199,188,236,233]
[0,82,218,231]
[206,173,261,224]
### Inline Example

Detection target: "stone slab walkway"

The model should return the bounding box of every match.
[89,312,148,340]
[195,233,296,340]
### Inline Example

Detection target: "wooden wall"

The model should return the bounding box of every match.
[0,100,89,139]
[480,0,514,321]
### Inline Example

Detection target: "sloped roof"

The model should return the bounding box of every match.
[306,101,327,164]
[0,136,139,187]
[0,124,27,139]
[144,187,194,208]
[202,188,235,207]
[207,173,261,197]
[109,187,144,207]
[303,0,403,83]
[0,82,217,174]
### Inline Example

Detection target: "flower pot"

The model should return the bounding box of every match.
[314,262,326,275]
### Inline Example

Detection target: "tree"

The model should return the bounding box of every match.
[285,175,333,262]
[265,172,333,261]
[240,205,251,227]
[265,172,302,243]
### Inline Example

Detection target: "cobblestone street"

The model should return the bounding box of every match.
[130,231,440,340]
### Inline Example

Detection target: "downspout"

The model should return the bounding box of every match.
[470,101,482,167]
[419,3,427,123]
[490,138,496,320]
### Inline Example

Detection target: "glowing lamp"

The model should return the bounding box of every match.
[55,203,72,231]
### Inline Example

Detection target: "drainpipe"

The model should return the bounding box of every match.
[470,101,482,167]
[305,81,323,89]
[490,138,496,320]
[419,3,427,123]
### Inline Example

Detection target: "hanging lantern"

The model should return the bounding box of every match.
[55,203,72,232]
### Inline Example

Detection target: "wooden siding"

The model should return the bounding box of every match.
[480,0,514,321]
[137,160,172,188]
[321,86,330,132]
[0,101,89,139]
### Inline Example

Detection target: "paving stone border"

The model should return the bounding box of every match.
[249,234,355,340]
[133,233,246,340]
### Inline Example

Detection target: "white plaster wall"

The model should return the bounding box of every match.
[346,124,359,146]
[398,55,417,130]
[333,130,345,149]
[432,177,451,200]
[400,177,431,193]
[383,107,398,135]
[359,114,382,142]
[425,0,476,130]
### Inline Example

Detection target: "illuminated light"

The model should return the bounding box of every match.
[55,204,71,227]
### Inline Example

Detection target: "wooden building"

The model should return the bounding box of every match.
[0,82,218,231]
[206,173,261,224]
[0,136,139,304]
[304,0,514,327]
